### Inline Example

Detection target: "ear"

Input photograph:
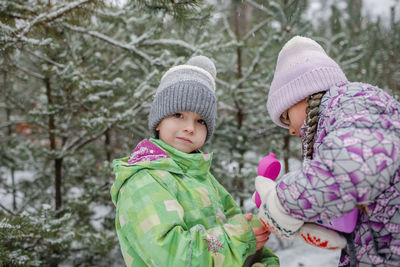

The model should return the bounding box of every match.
[155,121,161,131]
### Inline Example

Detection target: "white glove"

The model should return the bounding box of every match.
[298,223,347,250]
[254,176,347,250]
[254,176,303,239]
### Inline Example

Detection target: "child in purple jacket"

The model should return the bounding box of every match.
[255,36,400,266]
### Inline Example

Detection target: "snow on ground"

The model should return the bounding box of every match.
[263,232,341,267]
[275,238,341,267]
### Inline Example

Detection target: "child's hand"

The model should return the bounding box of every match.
[245,213,271,250]
[254,176,304,239]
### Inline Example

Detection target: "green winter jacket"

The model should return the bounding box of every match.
[110,138,279,267]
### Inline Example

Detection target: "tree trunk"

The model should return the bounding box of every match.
[349,0,362,35]
[233,2,244,128]
[55,158,63,211]
[45,77,63,212]
[4,71,17,210]
[283,135,290,173]
[233,1,245,207]
[105,128,111,162]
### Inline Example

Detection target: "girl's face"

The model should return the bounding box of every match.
[280,99,308,137]
[156,111,207,153]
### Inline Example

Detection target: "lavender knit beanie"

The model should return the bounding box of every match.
[148,55,217,141]
[267,36,348,128]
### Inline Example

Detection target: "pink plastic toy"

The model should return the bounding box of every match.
[254,152,281,208]
[255,152,358,233]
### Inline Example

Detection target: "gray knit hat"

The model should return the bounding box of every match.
[148,55,217,141]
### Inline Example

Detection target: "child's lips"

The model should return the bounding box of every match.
[177,137,192,143]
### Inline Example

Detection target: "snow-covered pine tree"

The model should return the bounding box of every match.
[204,0,312,210]
[1,0,215,265]
[1,0,399,265]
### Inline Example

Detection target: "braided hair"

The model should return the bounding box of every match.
[304,92,326,159]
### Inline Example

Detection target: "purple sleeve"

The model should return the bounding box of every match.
[276,127,400,222]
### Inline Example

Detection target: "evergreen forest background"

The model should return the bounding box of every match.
[1,0,399,265]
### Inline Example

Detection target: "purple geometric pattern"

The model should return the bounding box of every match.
[276,82,400,266]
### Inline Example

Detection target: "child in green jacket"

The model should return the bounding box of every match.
[110,56,279,266]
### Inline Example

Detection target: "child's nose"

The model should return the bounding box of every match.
[183,121,195,133]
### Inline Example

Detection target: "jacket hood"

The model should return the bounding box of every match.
[110,138,213,206]
[127,139,170,164]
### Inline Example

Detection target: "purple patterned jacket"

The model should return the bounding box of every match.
[276,82,400,266]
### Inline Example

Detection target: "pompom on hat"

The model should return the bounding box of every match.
[148,55,217,141]
[267,36,348,128]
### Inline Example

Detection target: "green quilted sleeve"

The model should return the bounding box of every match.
[210,178,280,267]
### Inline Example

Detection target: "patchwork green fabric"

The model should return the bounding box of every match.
[110,138,279,266]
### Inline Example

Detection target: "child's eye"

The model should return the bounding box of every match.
[172,113,183,118]
[280,112,290,125]
[198,119,206,125]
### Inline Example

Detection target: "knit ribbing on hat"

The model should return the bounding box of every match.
[148,81,217,141]
[267,36,348,128]
[159,65,215,94]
